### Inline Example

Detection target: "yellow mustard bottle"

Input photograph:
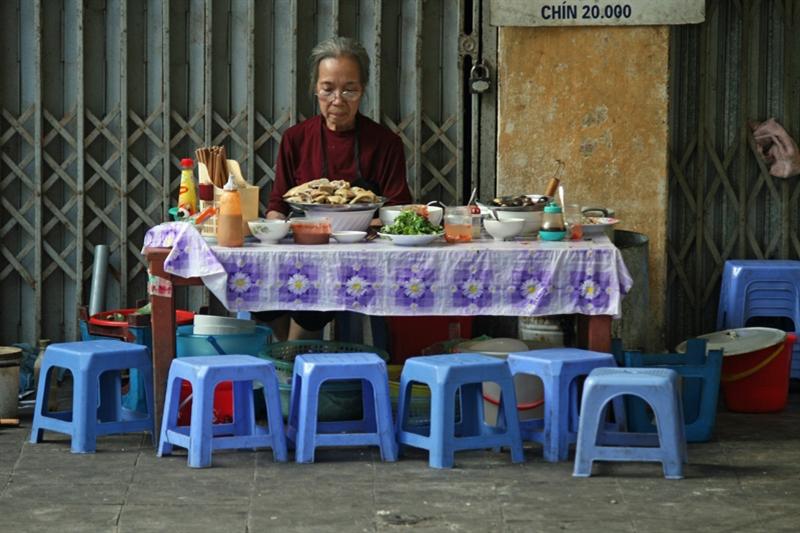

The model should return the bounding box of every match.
[216,174,244,247]
[177,158,198,215]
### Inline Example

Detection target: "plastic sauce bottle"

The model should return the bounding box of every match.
[216,174,244,247]
[178,158,198,215]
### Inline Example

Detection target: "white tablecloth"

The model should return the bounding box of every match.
[142,222,633,317]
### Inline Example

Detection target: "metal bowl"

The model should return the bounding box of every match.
[489,194,549,212]
[286,196,387,213]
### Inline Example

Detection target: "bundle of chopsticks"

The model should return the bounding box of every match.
[195,146,229,188]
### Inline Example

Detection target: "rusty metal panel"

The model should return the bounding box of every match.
[667,0,800,348]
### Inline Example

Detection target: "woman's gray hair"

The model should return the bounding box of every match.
[309,36,370,94]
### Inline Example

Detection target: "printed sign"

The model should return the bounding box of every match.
[491,0,705,27]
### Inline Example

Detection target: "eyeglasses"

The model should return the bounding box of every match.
[315,89,362,102]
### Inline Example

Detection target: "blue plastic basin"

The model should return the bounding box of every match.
[176,324,272,357]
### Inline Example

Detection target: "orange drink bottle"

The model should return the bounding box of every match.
[216,174,244,247]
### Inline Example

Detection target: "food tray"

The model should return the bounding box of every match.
[286,196,386,212]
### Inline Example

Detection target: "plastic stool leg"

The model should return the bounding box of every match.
[260,370,288,462]
[29,362,55,444]
[653,390,687,480]
[548,373,573,462]
[71,371,98,454]
[497,377,525,463]
[295,374,321,464]
[573,390,607,477]
[187,379,215,468]
[370,372,398,462]
[158,375,183,457]
[428,382,456,469]
[396,375,411,434]
[395,375,413,457]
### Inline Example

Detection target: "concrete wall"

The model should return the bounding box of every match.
[497,26,669,350]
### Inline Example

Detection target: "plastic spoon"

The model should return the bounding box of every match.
[467,187,478,207]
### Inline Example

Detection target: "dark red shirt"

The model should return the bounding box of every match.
[267,113,412,215]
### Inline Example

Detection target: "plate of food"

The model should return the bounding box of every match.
[378,210,443,246]
[580,216,619,236]
[283,178,385,211]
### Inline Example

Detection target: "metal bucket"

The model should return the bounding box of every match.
[0,347,22,418]
[612,230,650,350]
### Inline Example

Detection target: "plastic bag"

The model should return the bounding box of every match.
[750,118,800,178]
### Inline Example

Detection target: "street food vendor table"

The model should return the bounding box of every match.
[143,222,633,434]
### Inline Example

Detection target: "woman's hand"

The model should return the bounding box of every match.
[266,210,287,220]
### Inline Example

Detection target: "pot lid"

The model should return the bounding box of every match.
[455,337,532,357]
[676,327,786,356]
[0,346,22,362]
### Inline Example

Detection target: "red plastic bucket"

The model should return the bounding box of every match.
[177,380,233,425]
[686,327,794,413]
[89,308,194,327]
[721,332,795,413]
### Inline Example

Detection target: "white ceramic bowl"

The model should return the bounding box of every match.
[495,210,542,236]
[379,205,444,227]
[484,218,525,241]
[377,232,442,247]
[302,207,376,232]
[331,230,367,243]
[247,219,291,243]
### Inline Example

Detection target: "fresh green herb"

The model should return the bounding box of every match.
[381,210,441,235]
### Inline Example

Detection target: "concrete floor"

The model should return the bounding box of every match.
[1,387,799,533]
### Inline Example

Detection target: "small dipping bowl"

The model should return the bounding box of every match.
[331,230,367,243]
[248,219,291,243]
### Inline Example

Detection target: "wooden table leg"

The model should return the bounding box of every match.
[577,314,612,353]
[149,289,176,440]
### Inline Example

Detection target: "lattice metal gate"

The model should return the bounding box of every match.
[0,0,497,346]
[667,0,800,348]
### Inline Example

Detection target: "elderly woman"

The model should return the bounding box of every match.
[258,36,412,341]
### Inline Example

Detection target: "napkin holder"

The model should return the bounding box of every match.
[198,160,260,237]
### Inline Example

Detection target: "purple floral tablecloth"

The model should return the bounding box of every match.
[142,222,633,317]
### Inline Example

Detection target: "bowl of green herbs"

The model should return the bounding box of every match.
[378,210,443,246]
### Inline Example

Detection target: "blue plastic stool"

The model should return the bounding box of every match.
[507,348,621,462]
[396,353,524,469]
[79,319,151,413]
[623,339,722,443]
[29,340,155,453]
[158,355,287,468]
[717,259,800,378]
[287,353,397,463]
[573,368,688,480]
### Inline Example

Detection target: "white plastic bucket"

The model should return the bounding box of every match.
[455,338,545,424]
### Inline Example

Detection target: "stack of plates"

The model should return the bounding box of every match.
[193,315,256,336]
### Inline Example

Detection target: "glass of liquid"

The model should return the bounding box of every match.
[444,206,473,243]
[564,204,583,240]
